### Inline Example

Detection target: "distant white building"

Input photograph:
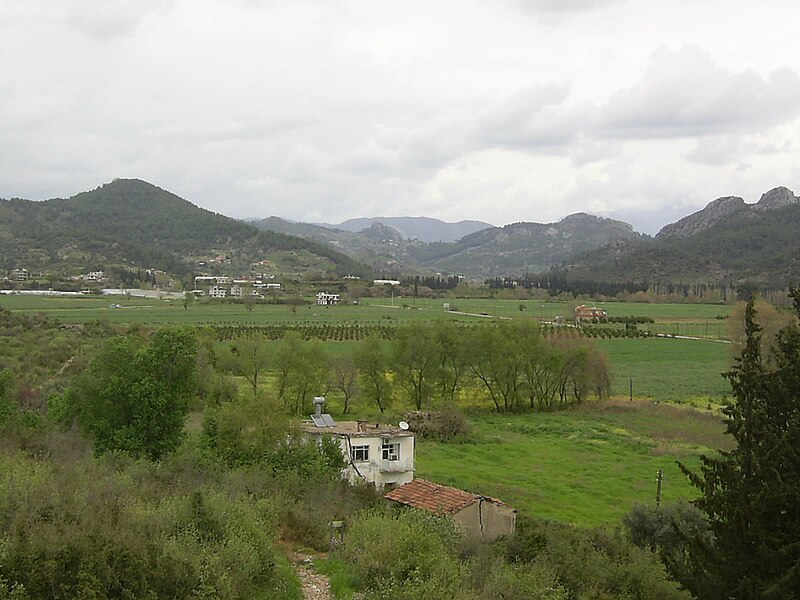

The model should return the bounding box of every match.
[85,271,105,282]
[373,279,401,286]
[11,268,29,281]
[316,292,340,306]
[208,285,227,299]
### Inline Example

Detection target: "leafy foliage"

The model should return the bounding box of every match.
[680,292,800,598]
[62,326,198,459]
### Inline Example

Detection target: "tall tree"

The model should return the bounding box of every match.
[354,337,392,413]
[680,293,800,598]
[392,323,439,410]
[218,337,271,397]
[329,355,359,415]
[275,333,328,415]
[468,323,525,411]
[64,326,197,460]
[432,322,469,406]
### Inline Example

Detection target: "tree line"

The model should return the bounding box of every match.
[213,321,611,416]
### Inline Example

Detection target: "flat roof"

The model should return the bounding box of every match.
[301,420,413,438]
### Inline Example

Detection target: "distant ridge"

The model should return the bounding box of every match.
[332,216,493,243]
[656,186,800,239]
[567,186,800,286]
[407,212,644,277]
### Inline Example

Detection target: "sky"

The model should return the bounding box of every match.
[2,0,800,234]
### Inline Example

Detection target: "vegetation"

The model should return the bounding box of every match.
[57,327,198,459]
[679,293,800,597]
[566,202,800,288]
[331,508,689,599]
[416,401,730,526]
[4,286,794,597]
[0,178,370,282]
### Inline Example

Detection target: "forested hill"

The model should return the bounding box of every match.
[0,179,370,278]
[407,213,645,278]
[565,189,800,287]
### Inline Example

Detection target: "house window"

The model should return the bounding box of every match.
[351,445,369,462]
[382,441,400,461]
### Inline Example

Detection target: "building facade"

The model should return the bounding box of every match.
[303,418,415,489]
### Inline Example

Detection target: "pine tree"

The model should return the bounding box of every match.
[680,291,800,599]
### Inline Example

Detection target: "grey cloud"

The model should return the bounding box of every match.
[596,45,800,138]
[509,0,623,14]
[473,82,577,148]
[137,117,312,143]
[61,0,174,39]
[685,136,744,166]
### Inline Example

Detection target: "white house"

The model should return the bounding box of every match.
[85,270,105,282]
[373,279,400,286]
[302,399,415,489]
[316,292,340,306]
[208,285,227,298]
[11,268,29,281]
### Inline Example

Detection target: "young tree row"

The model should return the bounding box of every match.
[216,321,611,415]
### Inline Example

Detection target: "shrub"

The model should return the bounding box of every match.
[404,408,471,441]
[341,508,469,598]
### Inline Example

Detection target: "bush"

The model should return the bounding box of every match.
[0,449,302,599]
[341,508,470,599]
[505,516,690,600]
[404,409,471,441]
[623,502,712,594]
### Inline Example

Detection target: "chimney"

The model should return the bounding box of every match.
[313,396,326,417]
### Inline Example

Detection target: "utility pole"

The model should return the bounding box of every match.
[655,469,663,507]
[629,378,633,402]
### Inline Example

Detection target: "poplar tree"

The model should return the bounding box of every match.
[681,292,800,598]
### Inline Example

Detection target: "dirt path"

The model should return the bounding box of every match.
[293,553,333,600]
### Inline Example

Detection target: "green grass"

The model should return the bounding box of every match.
[598,337,732,404]
[2,295,733,327]
[415,400,731,527]
[315,556,359,599]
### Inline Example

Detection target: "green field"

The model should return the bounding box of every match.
[415,400,731,527]
[1,294,733,327]
[598,337,732,403]
[1,295,737,407]
[0,295,490,326]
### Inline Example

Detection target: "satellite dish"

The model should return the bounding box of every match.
[399,421,409,430]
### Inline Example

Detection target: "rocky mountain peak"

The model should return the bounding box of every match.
[361,221,405,242]
[756,186,799,210]
[656,195,746,239]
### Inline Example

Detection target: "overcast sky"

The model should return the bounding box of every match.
[2,0,800,234]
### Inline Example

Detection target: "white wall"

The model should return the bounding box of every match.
[338,434,415,488]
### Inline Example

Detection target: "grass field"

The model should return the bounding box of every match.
[1,294,733,326]
[598,337,732,404]
[415,399,732,527]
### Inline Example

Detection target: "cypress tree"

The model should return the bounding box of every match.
[681,291,800,599]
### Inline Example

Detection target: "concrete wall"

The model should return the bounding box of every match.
[338,435,415,488]
[454,499,516,543]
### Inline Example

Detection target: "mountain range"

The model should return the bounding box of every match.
[565,186,800,287]
[3,179,799,288]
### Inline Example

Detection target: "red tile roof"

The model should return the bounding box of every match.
[385,479,509,515]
